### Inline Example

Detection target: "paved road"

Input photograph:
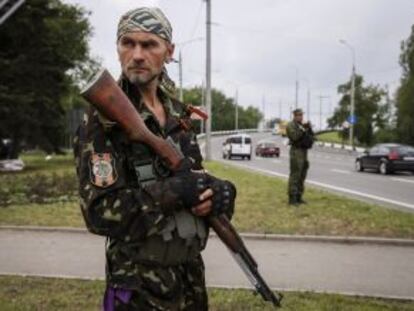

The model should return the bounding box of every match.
[209,133,414,212]
[1,228,413,299]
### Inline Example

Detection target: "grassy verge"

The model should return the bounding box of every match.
[205,162,414,238]
[1,153,414,238]
[1,275,413,311]
[316,131,344,144]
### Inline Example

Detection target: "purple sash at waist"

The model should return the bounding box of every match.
[103,287,133,311]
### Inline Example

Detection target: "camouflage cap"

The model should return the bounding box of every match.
[117,7,172,42]
[293,108,304,115]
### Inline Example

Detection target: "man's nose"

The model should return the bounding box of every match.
[132,45,145,62]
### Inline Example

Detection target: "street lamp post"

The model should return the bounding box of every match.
[340,39,356,149]
[178,51,183,102]
[205,0,212,160]
[175,37,204,103]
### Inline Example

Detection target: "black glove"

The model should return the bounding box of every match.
[206,175,237,217]
[167,171,208,209]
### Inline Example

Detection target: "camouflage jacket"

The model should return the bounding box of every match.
[287,121,314,149]
[73,81,208,289]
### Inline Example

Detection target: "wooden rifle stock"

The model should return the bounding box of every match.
[81,68,182,170]
[81,68,282,308]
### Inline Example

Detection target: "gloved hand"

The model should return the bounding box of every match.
[167,170,209,209]
[205,175,237,218]
[143,166,208,213]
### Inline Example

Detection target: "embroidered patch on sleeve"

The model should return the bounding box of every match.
[90,153,118,188]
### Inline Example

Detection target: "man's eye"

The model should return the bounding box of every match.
[142,41,157,49]
[121,40,134,48]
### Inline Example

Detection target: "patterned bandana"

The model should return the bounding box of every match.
[117,7,172,42]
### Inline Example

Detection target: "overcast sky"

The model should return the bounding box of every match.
[64,0,413,126]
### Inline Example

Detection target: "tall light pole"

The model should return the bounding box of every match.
[317,95,329,131]
[175,37,204,103]
[295,68,299,109]
[178,51,183,102]
[340,39,356,149]
[235,89,239,130]
[205,0,212,160]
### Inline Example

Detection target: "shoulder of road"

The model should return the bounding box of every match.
[2,225,413,247]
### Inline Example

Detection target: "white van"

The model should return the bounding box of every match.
[222,134,252,160]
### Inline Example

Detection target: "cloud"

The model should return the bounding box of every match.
[63,0,413,124]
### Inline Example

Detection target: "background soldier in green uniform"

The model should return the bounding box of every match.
[73,7,236,310]
[286,109,314,206]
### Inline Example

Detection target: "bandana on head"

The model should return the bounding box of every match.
[117,7,172,42]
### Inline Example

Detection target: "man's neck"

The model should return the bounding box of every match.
[138,78,159,109]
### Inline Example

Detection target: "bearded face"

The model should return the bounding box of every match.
[117,31,174,87]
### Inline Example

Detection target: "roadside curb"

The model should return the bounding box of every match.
[2,225,414,247]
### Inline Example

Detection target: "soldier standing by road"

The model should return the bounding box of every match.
[73,7,236,310]
[287,109,314,206]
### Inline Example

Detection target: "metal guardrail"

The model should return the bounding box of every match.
[315,141,365,153]
[197,129,271,139]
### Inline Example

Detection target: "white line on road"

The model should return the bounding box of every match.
[391,178,414,184]
[219,160,414,211]
[331,169,351,175]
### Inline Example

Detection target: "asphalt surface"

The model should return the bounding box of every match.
[209,133,414,212]
[1,228,413,299]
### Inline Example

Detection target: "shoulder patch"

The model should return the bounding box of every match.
[90,153,118,188]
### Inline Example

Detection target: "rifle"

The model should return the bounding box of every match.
[81,68,282,308]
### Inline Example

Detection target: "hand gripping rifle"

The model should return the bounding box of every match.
[81,68,282,308]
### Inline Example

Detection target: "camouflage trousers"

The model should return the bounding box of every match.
[288,147,309,197]
[104,256,208,311]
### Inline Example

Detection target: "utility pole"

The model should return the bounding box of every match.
[235,89,239,130]
[295,68,299,109]
[262,94,266,130]
[340,39,356,149]
[201,79,205,134]
[205,0,212,160]
[306,83,311,122]
[350,64,356,148]
[279,99,282,120]
[318,95,329,131]
[178,50,183,102]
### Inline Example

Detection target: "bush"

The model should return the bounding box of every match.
[374,128,399,144]
[0,172,77,207]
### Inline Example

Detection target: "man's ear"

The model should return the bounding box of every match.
[166,43,175,63]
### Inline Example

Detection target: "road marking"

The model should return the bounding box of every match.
[218,160,414,211]
[331,169,351,175]
[391,178,414,184]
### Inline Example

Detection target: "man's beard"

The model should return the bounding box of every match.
[126,68,161,87]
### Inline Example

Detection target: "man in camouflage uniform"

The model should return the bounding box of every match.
[286,109,314,206]
[73,7,236,310]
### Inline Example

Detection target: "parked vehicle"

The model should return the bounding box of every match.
[277,121,288,137]
[355,143,414,175]
[222,134,252,160]
[255,141,280,157]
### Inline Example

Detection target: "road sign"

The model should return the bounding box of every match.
[347,115,357,125]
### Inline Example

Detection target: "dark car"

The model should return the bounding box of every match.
[355,143,414,175]
[255,141,280,158]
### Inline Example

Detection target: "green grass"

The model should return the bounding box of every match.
[0,202,82,227]
[1,275,413,311]
[205,162,414,238]
[1,153,414,238]
[316,131,345,144]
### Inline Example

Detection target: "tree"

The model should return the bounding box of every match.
[328,75,387,146]
[183,87,262,132]
[396,25,414,146]
[0,0,93,156]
